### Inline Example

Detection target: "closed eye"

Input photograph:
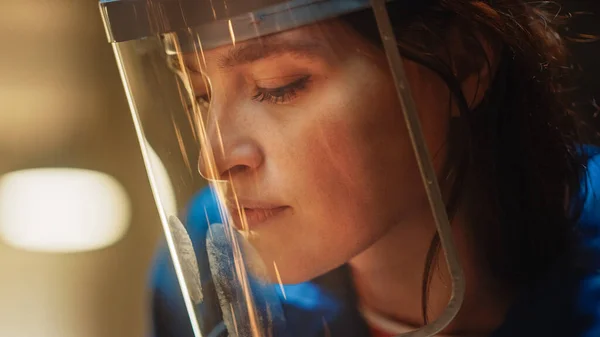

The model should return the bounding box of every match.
[252,75,311,104]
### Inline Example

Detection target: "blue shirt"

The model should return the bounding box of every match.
[150,149,600,337]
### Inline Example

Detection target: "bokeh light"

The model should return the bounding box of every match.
[0,168,131,253]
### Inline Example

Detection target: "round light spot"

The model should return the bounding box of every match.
[0,168,131,253]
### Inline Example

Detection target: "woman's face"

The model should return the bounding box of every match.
[186,20,449,283]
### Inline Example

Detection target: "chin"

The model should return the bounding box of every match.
[243,247,342,286]
[239,218,358,285]
[243,254,313,285]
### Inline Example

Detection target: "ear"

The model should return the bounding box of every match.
[464,34,502,109]
[447,29,503,116]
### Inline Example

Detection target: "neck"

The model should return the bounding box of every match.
[349,208,514,336]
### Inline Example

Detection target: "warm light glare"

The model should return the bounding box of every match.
[146,144,178,217]
[0,168,131,253]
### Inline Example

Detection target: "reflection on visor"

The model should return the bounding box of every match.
[162,0,376,52]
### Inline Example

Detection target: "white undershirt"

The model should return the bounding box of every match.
[359,306,457,337]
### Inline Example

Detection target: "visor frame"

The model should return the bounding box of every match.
[100,0,376,44]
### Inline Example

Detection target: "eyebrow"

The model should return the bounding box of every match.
[218,37,325,68]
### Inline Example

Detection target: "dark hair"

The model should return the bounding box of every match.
[342,0,592,324]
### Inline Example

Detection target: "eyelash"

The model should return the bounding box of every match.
[252,75,311,104]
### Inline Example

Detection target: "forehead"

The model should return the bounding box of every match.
[180,20,353,71]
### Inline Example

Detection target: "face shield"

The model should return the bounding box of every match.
[100,0,465,336]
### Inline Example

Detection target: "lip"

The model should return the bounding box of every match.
[227,200,289,230]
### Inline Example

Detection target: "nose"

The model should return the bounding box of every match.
[197,108,263,180]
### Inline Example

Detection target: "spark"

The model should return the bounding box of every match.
[228,19,236,46]
[229,302,240,336]
[273,262,287,300]
[172,116,193,176]
[215,118,226,158]
[322,317,331,337]
[229,176,250,232]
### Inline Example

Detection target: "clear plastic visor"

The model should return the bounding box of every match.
[103,0,464,336]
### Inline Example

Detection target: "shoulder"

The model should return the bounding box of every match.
[493,146,600,337]
[573,146,600,337]
[578,145,600,229]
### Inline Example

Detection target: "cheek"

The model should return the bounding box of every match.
[249,56,448,282]
[286,81,411,249]
[284,123,384,275]
[302,121,370,217]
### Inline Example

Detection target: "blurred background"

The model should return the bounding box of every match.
[0,1,161,336]
[0,1,598,337]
